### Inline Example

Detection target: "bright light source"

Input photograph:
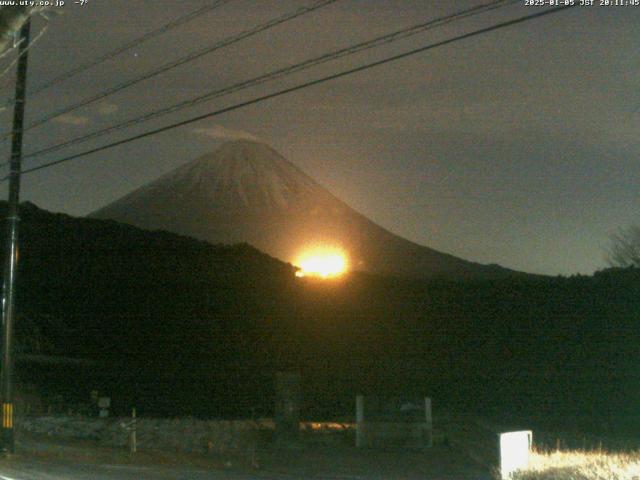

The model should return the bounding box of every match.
[294,248,348,278]
[500,430,532,479]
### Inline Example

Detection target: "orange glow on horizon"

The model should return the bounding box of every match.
[294,247,348,279]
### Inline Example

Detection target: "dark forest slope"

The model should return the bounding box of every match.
[3,202,639,434]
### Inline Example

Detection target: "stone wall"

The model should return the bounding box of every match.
[17,415,274,455]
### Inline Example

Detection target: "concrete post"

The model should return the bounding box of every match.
[130,407,137,455]
[274,372,301,446]
[355,395,364,448]
[425,397,433,447]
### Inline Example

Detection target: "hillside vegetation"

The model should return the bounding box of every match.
[3,202,639,434]
[512,449,640,480]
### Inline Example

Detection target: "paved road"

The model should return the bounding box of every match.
[0,438,492,479]
[0,454,492,480]
[0,458,294,480]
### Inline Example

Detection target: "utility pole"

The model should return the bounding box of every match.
[0,7,33,54]
[0,17,30,454]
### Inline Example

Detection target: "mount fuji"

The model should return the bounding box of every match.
[91,140,516,279]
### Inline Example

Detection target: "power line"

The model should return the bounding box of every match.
[4,5,576,181]
[21,0,518,162]
[0,9,51,98]
[0,0,339,143]
[0,22,48,88]
[0,1,232,111]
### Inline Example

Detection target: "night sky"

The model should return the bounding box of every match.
[0,0,637,276]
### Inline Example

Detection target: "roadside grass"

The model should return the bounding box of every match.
[511,449,640,480]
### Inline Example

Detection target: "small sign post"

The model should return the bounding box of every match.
[500,430,532,479]
[98,397,111,418]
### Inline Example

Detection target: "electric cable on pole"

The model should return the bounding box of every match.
[3,4,575,180]
[0,0,339,144]
[0,17,30,454]
[14,0,517,164]
[0,0,232,109]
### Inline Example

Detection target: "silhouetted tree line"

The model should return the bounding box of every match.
[608,225,640,268]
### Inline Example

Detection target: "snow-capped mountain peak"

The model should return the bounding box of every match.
[130,140,330,213]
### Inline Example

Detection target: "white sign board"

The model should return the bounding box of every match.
[500,430,532,479]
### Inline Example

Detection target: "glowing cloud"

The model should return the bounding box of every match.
[193,124,259,142]
[97,103,119,115]
[53,114,90,126]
